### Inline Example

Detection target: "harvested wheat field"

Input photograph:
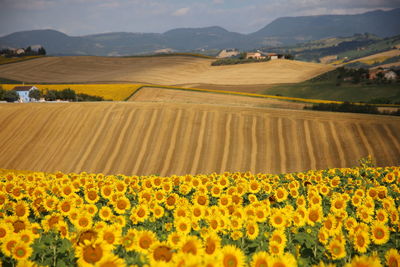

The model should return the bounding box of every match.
[0,102,399,176]
[0,56,332,85]
[129,87,309,110]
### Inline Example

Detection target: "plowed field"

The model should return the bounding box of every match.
[0,56,332,85]
[0,102,399,175]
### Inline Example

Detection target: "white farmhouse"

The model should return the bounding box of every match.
[12,86,39,102]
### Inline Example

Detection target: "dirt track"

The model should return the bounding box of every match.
[0,102,399,176]
[0,56,332,85]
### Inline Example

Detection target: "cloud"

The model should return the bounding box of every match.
[1,0,55,10]
[172,7,190,16]
[213,0,224,4]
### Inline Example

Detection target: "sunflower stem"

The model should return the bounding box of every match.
[52,245,57,267]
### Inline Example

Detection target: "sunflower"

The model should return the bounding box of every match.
[167,232,183,249]
[175,218,191,235]
[270,210,287,229]
[330,197,346,214]
[100,185,114,200]
[135,230,158,254]
[353,230,370,254]
[99,225,121,247]
[96,253,127,267]
[250,251,272,267]
[1,236,19,257]
[76,239,112,266]
[375,209,388,223]
[385,249,400,267]
[270,229,287,247]
[271,253,297,267]
[275,187,288,202]
[148,241,174,265]
[246,221,259,240]
[181,235,203,255]
[269,241,284,256]
[296,196,307,207]
[322,214,337,235]
[249,180,261,194]
[203,232,220,255]
[12,200,30,218]
[154,190,165,203]
[132,205,149,223]
[192,194,209,207]
[60,184,75,198]
[254,207,268,223]
[113,197,131,215]
[165,193,180,210]
[59,199,73,216]
[370,221,390,245]
[220,245,245,267]
[328,239,346,260]
[85,204,98,216]
[43,195,58,212]
[99,206,113,221]
[0,222,13,241]
[318,229,329,245]
[73,213,93,232]
[344,255,382,267]
[307,206,323,226]
[152,205,165,219]
[18,229,35,245]
[11,241,33,261]
[351,195,362,207]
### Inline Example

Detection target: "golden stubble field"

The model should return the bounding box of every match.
[0,102,399,176]
[0,56,333,85]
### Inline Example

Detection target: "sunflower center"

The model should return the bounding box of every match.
[182,241,197,255]
[83,245,103,263]
[104,232,115,244]
[255,259,268,267]
[16,247,26,257]
[139,237,151,249]
[206,240,216,254]
[153,246,173,262]
[375,229,384,239]
[223,254,238,267]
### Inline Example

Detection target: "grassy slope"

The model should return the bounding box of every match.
[264,82,400,102]
[265,69,400,102]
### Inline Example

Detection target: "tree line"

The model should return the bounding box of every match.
[0,46,46,57]
[304,102,400,116]
[0,87,106,102]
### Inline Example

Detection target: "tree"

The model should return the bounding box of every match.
[38,47,46,55]
[0,88,5,100]
[60,88,76,101]
[4,90,19,102]
[29,89,41,101]
[44,89,59,101]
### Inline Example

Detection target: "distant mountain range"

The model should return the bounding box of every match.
[1,8,399,56]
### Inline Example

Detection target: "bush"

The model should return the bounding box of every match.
[305,102,400,116]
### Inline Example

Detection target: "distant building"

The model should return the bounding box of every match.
[245,52,266,60]
[266,53,279,60]
[217,49,240,58]
[12,86,39,102]
[369,69,398,80]
[385,71,398,80]
[15,49,25,55]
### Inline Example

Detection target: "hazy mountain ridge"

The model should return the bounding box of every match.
[1,8,399,56]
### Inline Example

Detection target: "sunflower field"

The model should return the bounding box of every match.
[0,166,399,267]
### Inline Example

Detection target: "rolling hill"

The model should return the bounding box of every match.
[1,9,399,55]
[0,102,399,175]
[0,56,333,85]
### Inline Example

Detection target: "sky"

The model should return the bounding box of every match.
[0,0,399,37]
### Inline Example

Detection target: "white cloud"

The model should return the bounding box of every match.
[172,7,190,16]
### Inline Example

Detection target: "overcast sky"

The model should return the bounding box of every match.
[0,0,399,37]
